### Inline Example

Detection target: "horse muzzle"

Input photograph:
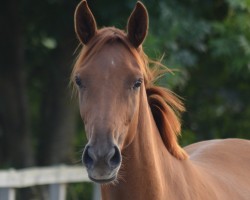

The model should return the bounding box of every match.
[82,144,121,183]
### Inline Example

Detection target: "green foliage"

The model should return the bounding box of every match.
[67,183,93,200]
[137,0,250,143]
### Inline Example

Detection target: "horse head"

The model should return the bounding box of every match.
[73,0,148,183]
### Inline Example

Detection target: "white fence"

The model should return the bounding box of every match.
[0,166,100,200]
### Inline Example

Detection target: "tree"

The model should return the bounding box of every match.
[0,0,34,168]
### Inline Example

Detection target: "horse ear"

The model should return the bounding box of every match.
[74,0,97,45]
[127,1,149,48]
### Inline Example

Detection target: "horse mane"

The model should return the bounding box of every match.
[72,27,188,160]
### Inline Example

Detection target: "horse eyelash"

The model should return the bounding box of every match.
[133,78,143,90]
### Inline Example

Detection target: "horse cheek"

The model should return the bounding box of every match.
[121,95,139,149]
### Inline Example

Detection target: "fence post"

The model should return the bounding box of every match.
[92,184,101,200]
[49,184,66,200]
[0,188,15,200]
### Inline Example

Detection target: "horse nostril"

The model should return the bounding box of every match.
[108,146,121,168]
[82,146,94,169]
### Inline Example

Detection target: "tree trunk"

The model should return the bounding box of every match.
[0,0,34,168]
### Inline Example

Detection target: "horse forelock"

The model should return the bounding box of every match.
[72,27,188,160]
[72,27,145,79]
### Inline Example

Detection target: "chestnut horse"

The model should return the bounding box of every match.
[72,1,250,199]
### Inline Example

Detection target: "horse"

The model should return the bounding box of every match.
[72,1,250,199]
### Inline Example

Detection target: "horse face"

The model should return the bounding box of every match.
[74,0,148,183]
[75,42,143,183]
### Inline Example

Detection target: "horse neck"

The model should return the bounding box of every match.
[101,87,187,199]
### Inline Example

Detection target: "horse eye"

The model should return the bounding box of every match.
[133,79,143,90]
[75,76,83,88]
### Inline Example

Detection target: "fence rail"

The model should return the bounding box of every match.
[0,166,99,200]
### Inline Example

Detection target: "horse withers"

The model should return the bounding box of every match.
[72,1,250,199]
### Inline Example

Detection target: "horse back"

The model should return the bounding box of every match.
[184,138,250,199]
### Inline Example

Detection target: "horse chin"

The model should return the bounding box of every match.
[88,175,117,184]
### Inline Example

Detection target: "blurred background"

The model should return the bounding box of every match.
[0,0,249,199]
